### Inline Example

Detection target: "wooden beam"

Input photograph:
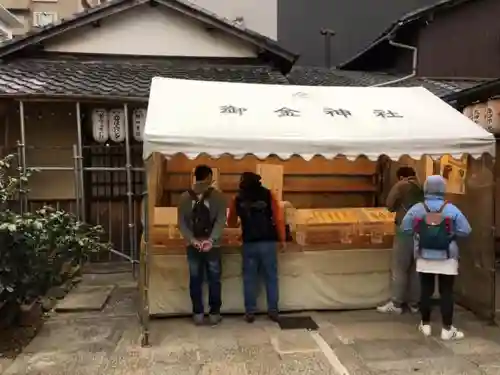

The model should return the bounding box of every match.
[165,173,375,193]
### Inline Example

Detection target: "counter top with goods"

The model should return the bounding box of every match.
[148,204,395,254]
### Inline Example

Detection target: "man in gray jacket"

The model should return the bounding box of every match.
[377,166,423,314]
[178,164,227,325]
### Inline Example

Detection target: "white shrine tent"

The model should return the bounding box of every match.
[143,77,495,161]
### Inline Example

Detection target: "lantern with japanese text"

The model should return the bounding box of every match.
[108,109,126,143]
[91,108,109,143]
[472,103,487,127]
[486,99,500,134]
[132,108,147,142]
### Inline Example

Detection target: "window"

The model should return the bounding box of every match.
[33,12,57,27]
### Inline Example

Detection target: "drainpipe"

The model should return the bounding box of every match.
[320,28,336,68]
[371,39,418,87]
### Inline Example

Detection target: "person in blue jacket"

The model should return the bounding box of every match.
[401,175,471,341]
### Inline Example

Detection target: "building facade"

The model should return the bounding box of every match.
[0,0,294,262]
[339,0,500,79]
[0,0,278,40]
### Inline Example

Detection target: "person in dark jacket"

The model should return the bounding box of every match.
[227,172,285,323]
[377,166,423,314]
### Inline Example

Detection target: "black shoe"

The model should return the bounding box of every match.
[268,311,279,322]
[244,314,255,323]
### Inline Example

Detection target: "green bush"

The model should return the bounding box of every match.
[0,154,111,306]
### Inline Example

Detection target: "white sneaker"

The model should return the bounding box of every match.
[409,305,420,314]
[441,326,464,340]
[376,301,403,314]
[418,322,432,337]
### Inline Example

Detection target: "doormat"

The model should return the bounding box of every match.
[278,316,319,331]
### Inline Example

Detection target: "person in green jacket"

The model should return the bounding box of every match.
[377,166,423,314]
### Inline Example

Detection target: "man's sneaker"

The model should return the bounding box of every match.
[408,304,420,314]
[209,313,222,326]
[268,311,280,323]
[193,313,204,326]
[441,326,464,341]
[376,301,403,314]
[244,314,255,323]
[418,322,432,337]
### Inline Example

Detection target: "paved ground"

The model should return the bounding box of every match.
[3,267,500,375]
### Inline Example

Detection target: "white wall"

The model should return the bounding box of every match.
[45,4,258,57]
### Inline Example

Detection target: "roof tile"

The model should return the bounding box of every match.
[287,67,488,97]
[0,59,289,98]
[0,59,487,99]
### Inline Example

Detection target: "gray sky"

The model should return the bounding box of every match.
[278,0,438,66]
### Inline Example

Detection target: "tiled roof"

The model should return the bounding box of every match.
[287,67,488,97]
[0,60,487,99]
[0,59,289,98]
[442,78,500,105]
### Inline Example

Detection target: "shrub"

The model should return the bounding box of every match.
[0,154,110,306]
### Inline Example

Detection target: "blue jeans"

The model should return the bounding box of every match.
[242,241,279,314]
[187,246,222,315]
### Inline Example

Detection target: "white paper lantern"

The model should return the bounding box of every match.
[472,103,487,126]
[132,108,146,142]
[91,109,109,143]
[108,109,126,143]
[486,99,500,133]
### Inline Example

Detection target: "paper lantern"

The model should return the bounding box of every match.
[486,99,500,133]
[132,108,147,142]
[472,103,487,126]
[108,109,126,143]
[91,109,109,143]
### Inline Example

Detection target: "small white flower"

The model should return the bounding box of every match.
[7,223,16,232]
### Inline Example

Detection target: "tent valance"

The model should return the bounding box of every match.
[143,77,495,161]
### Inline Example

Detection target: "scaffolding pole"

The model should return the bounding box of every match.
[123,103,137,278]
[72,144,81,220]
[75,102,86,222]
[140,188,150,347]
[18,101,27,213]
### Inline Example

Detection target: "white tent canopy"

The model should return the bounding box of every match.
[143,77,495,161]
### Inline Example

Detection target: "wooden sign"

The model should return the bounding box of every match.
[154,207,178,225]
[440,155,467,195]
[256,164,283,201]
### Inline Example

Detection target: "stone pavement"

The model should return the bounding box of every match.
[2,269,500,375]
